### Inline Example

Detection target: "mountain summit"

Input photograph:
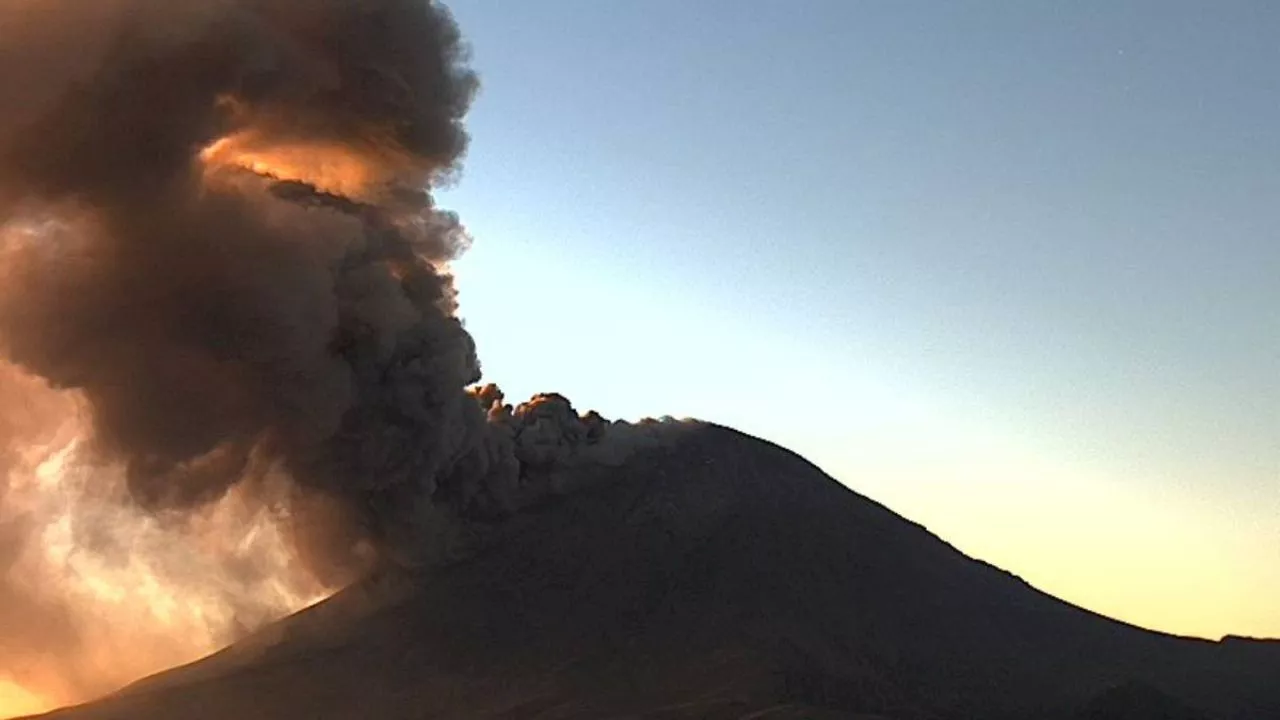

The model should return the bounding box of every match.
[31,425,1279,720]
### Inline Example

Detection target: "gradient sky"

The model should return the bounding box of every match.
[438,1,1279,640]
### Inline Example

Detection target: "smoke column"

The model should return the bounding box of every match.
[0,0,506,707]
[0,0,497,560]
[0,2,679,708]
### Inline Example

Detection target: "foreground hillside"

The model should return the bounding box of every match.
[33,425,1280,719]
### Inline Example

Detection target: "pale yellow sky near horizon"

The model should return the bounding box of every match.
[763,403,1279,642]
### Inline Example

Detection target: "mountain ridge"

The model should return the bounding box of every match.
[29,424,1280,719]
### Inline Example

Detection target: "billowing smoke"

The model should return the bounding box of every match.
[0,0,485,573]
[0,0,676,709]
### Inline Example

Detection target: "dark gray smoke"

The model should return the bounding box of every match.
[0,0,686,704]
[0,0,488,578]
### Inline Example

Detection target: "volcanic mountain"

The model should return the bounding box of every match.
[26,424,1279,720]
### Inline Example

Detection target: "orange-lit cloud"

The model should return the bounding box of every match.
[0,360,330,709]
[0,678,51,719]
[199,129,426,202]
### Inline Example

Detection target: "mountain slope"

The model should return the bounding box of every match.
[33,424,1280,719]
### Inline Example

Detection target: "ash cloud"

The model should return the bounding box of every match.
[0,0,687,704]
[0,0,483,574]
[0,360,331,703]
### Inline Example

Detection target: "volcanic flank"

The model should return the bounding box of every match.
[1,1,1277,719]
[25,425,1280,720]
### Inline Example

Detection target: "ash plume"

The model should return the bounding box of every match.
[0,0,484,576]
[0,0,682,704]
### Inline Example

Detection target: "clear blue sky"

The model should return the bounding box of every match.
[439,1,1279,639]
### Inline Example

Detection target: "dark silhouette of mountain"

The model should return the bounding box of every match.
[30,425,1280,719]
[1072,681,1211,720]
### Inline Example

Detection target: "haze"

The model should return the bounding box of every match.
[442,1,1279,640]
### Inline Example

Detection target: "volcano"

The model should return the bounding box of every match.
[25,424,1279,720]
